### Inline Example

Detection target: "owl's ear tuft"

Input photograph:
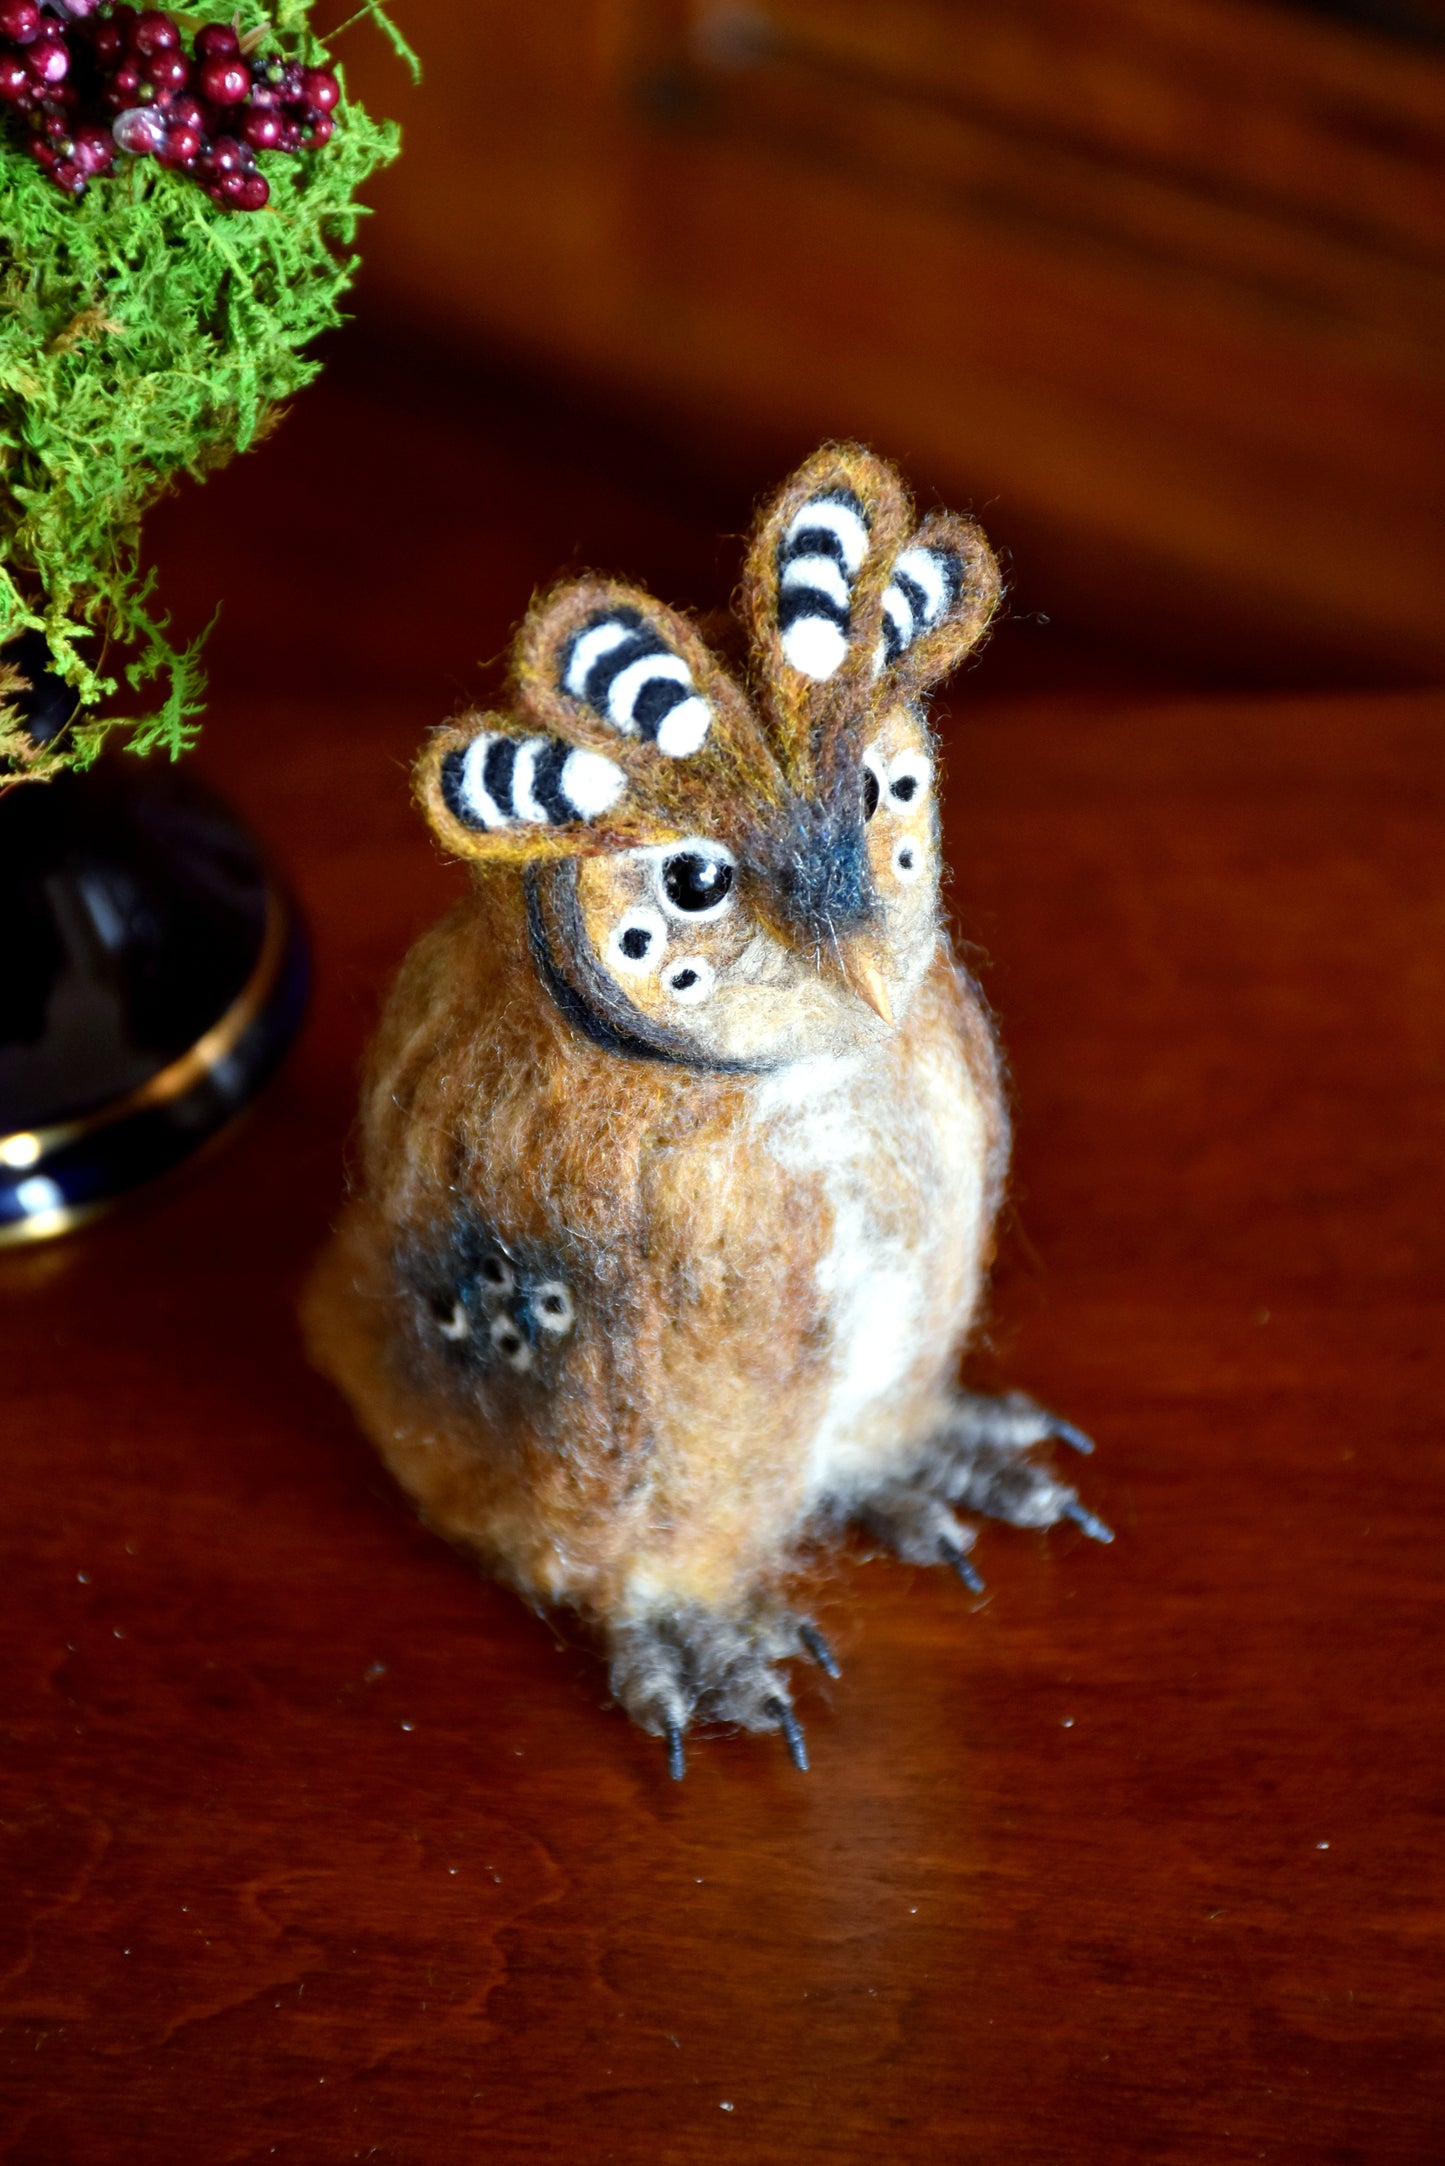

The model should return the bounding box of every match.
[559,603,711,757]
[416,712,634,866]
[742,445,911,782]
[517,579,724,762]
[743,447,1001,785]
[873,509,1001,693]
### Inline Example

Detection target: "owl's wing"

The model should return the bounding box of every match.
[417,578,780,866]
[740,446,1000,790]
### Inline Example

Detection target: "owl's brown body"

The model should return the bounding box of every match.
[307,448,1104,1770]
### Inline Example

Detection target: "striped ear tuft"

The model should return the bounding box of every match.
[418,713,638,866]
[742,445,912,786]
[558,602,711,757]
[776,488,871,683]
[418,575,785,868]
[872,509,1001,694]
[439,730,627,833]
[876,545,964,672]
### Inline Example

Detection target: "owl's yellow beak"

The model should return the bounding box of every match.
[835,938,894,1026]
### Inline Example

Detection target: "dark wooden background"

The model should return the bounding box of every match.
[339,0,1445,680]
[4,0,1445,2153]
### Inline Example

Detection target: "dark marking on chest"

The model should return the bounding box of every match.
[398,1209,578,1380]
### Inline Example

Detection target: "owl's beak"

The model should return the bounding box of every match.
[837,941,894,1026]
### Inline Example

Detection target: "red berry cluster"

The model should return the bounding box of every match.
[0,3,339,208]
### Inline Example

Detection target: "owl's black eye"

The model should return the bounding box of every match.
[862,766,881,820]
[662,851,733,912]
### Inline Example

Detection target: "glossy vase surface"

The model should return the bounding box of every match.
[0,760,307,1241]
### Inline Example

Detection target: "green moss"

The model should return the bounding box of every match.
[0,1,404,779]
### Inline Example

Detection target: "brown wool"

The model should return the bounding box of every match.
[305,446,1105,1774]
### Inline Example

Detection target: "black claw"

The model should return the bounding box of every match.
[664,1720,687,1781]
[1052,1418,1095,1457]
[768,1699,809,1773]
[940,1538,985,1594]
[799,1621,841,1679]
[1063,1498,1114,1544]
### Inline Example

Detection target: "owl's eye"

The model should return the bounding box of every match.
[657,844,735,917]
[664,956,715,1003]
[608,905,667,975]
[862,766,881,820]
[887,750,931,806]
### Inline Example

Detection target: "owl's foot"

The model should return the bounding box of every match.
[607,1604,840,1780]
[862,1391,1111,1591]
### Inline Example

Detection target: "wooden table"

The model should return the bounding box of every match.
[3,356,1442,2163]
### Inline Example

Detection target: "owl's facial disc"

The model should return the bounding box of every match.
[541,704,941,1068]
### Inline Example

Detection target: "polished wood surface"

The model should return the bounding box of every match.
[2,361,1442,2163]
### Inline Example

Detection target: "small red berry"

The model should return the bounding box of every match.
[197,53,248,104]
[0,53,30,100]
[0,0,40,44]
[276,116,301,151]
[167,91,203,128]
[109,61,140,95]
[52,156,85,192]
[305,112,333,147]
[72,122,114,173]
[41,107,72,141]
[240,105,280,149]
[193,21,238,59]
[26,36,70,87]
[89,18,125,63]
[143,47,187,92]
[132,9,178,54]
[300,66,338,113]
[276,60,303,102]
[234,169,268,209]
[158,119,199,162]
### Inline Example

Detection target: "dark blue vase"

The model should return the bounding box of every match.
[0,651,307,1242]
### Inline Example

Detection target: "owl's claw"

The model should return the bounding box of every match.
[939,1538,985,1594]
[1063,1499,1114,1543]
[768,1698,810,1773]
[608,1603,829,1770]
[852,1388,1109,1591]
[798,1620,841,1679]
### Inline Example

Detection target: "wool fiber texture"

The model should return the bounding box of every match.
[309,447,1104,1763]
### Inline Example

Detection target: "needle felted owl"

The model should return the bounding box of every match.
[305,445,1109,1777]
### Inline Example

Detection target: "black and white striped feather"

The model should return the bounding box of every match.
[775,490,871,682]
[440,730,627,834]
[562,607,711,757]
[875,546,965,673]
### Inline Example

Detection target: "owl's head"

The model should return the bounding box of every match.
[417,447,999,1071]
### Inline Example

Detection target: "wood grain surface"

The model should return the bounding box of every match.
[1,357,1442,2164]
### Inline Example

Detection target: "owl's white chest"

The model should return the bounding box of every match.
[750,1016,990,1507]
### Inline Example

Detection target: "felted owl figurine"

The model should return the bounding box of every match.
[305,445,1108,1777]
